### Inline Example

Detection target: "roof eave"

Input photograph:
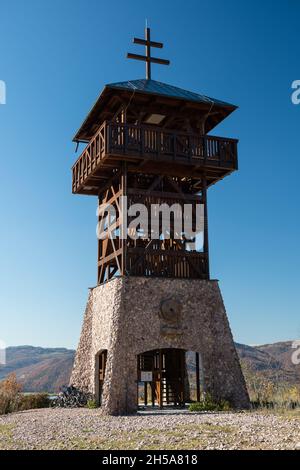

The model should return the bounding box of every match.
[73,81,238,142]
[73,85,109,142]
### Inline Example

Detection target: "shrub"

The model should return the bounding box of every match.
[86,399,98,409]
[17,393,50,411]
[0,375,51,414]
[241,359,300,410]
[52,385,94,408]
[0,373,21,414]
[188,394,231,412]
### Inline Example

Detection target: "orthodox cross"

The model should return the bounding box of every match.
[127,27,170,80]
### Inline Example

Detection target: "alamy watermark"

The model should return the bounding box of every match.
[291,340,300,365]
[291,80,300,105]
[0,80,6,105]
[96,197,204,250]
[0,340,6,366]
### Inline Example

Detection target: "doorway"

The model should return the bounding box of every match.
[137,348,192,408]
[95,350,107,405]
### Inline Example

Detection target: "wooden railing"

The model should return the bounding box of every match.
[72,122,107,193]
[72,121,238,192]
[126,247,208,279]
[108,122,238,164]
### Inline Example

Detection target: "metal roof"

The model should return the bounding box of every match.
[73,79,237,142]
[107,79,236,108]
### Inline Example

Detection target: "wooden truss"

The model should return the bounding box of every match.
[97,167,210,285]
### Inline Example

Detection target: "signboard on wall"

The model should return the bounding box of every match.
[141,371,153,382]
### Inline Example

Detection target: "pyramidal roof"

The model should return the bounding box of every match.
[107,79,236,108]
[74,79,237,142]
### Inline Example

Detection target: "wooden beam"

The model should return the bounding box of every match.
[196,352,200,402]
[98,248,123,266]
[202,175,210,279]
[127,188,202,202]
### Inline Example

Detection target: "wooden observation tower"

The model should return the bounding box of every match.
[70,28,250,414]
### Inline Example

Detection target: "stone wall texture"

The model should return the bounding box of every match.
[70,277,250,414]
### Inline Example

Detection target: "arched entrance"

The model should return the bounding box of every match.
[137,348,203,409]
[95,350,107,405]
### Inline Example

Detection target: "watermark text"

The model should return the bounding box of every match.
[291,340,300,365]
[0,81,6,105]
[291,80,300,105]
[0,340,6,366]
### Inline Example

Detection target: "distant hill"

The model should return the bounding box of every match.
[0,346,75,393]
[235,341,300,385]
[0,342,299,393]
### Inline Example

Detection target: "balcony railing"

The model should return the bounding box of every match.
[126,247,208,279]
[72,121,238,193]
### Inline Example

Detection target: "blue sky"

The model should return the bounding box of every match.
[0,0,299,349]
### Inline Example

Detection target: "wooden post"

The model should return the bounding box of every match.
[166,380,169,404]
[159,350,163,409]
[105,121,109,155]
[97,195,101,283]
[144,382,148,406]
[121,162,127,276]
[136,355,139,409]
[181,350,185,406]
[202,176,210,279]
[151,382,155,407]
[196,352,200,402]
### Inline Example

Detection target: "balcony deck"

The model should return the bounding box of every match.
[72,122,238,195]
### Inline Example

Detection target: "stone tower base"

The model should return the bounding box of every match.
[70,277,250,414]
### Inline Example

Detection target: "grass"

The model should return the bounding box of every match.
[0,424,15,450]
[188,396,231,412]
[0,423,14,438]
[256,407,300,419]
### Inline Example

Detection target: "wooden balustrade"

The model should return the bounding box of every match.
[107,122,238,164]
[72,122,107,192]
[72,121,238,193]
[126,247,208,279]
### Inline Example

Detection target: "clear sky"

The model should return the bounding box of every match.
[0,0,299,349]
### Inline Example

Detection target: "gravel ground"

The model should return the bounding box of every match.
[0,408,300,450]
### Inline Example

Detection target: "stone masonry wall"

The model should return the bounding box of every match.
[70,277,250,414]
